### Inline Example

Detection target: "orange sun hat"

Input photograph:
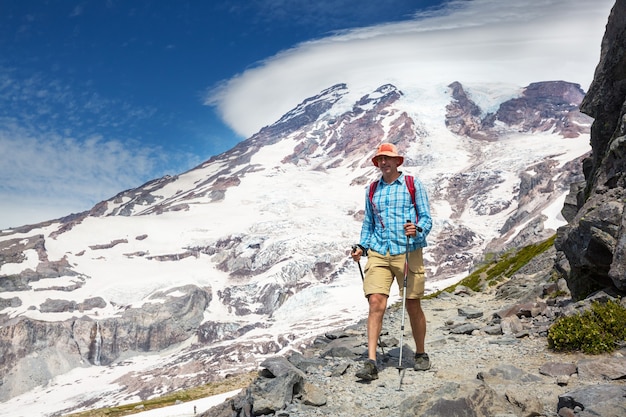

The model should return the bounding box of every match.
[372,143,404,167]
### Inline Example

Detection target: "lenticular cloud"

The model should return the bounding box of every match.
[208,0,614,138]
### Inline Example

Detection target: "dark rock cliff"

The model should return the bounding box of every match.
[556,0,626,299]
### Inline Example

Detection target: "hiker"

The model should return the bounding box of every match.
[351,142,432,381]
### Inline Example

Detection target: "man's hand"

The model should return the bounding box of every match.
[404,221,418,237]
[351,245,362,262]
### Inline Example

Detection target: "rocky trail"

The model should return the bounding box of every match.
[203,251,626,417]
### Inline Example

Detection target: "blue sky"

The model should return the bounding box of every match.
[0,0,615,229]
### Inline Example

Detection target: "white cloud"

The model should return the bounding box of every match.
[207,0,615,138]
[0,123,165,229]
[0,66,195,230]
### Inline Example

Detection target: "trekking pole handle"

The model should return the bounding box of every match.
[351,245,365,281]
[406,219,423,233]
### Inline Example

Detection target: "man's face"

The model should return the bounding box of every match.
[375,155,401,173]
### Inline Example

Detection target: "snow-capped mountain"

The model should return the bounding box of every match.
[0,80,591,416]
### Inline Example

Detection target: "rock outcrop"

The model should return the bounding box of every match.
[0,285,210,401]
[556,0,626,299]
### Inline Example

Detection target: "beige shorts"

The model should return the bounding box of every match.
[363,248,425,299]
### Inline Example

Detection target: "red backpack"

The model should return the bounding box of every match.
[368,175,418,228]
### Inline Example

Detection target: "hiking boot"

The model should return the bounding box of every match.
[414,353,431,371]
[355,359,379,380]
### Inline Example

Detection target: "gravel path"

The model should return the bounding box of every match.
[280,287,592,417]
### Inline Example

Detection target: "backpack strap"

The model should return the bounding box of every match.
[368,181,378,207]
[404,175,419,225]
[368,181,384,228]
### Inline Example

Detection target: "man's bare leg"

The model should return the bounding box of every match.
[367,293,388,360]
[406,298,426,353]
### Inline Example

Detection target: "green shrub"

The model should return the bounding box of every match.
[425,235,556,299]
[547,299,626,354]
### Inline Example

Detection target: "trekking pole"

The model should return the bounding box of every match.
[397,220,411,391]
[352,246,385,356]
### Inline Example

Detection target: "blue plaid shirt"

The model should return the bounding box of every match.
[359,173,432,256]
